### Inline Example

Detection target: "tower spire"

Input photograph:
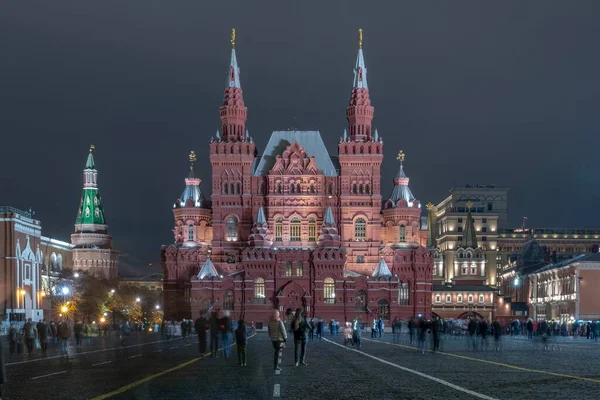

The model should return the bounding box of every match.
[176,151,206,208]
[461,201,478,248]
[388,150,416,207]
[75,145,106,230]
[347,28,374,141]
[220,28,247,142]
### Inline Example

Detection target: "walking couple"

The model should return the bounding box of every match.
[268,308,311,370]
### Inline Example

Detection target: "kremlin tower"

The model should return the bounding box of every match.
[71,145,119,279]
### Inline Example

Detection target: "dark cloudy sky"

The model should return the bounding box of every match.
[1,1,598,275]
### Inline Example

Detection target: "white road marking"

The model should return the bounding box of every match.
[169,346,178,349]
[154,350,163,353]
[31,370,67,380]
[275,369,281,375]
[6,337,178,367]
[92,361,112,367]
[323,338,499,400]
[273,383,281,397]
[184,344,192,347]
[128,354,142,359]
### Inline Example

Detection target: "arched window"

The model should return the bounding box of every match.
[236,183,241,194]
[308,218,316,241]
[356,290,367,311]
[57,254,63,270]
[457,294,463,303]
[309,184,315,194]
[254,278,266,304]
[398,283,409,305]
[223,183,229,194]
[461,264,468,275]
[377,299,389,320]
[352,184,357,194]
[365,183,370,194]
[223,290,234,310]
[445,294,452,303]
[399,225,406,242]
[435,294,441,303]
[359,184,364,194]
[290,184,295,194]
[296,262,303,277]
[276,182,282,194]
[187,225,194,241]
[470,264,477,275]
[354,218,366,241]
[290,218,301,242]
[285,262,292,277]
[479,294,485,304]
[226,217,238,242]
[230,183,235,195]
[50,253,57,271]
[275,217,283,241]
[467,294,474,303]
[360,146,364,154]
[297,183,301,194]
[324,278,335,304]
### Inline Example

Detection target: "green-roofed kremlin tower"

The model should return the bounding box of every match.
[71,145,119,279]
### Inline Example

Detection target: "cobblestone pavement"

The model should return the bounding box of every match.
[3,332,600,399]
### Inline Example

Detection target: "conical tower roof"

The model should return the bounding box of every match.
[176,151,207,208]
[372,258,392,278]
[197,258,220,280]
[461,201,478,248]
[388,150,416,207]
[75,144,106,229]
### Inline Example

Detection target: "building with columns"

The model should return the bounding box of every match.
[161,30,433,325]
[71,146,119,279]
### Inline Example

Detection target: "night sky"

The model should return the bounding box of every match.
[1,1,598,276]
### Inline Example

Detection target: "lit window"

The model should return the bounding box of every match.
[470,264,477,275]
[296,262,303,277]
[226,217,238,241]
[285,262,292,277]
[275,218,283,241]
[433,264,437,276]
[188,225,194,241]
[324,278,335,304]
[254,278,266,304]
[354,218,366,241]
[468,294,474,303]
[461,264,467,275]
[308,218,316,241]
[398,284,409,305]
[290,218,301,241]
[223,290,234,310]
[377,299,389,320]
[479,294,485,304]
[445,294,451,303]
[399,225,406,242]
[457,294,463,303]
[435,294,441,303]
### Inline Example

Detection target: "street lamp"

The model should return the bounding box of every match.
[136,297,141,303]
[61,305,68,313]
[155,305,160,310]
[74,272,80,278]
[61,287,70,296]
[110,289,115,294]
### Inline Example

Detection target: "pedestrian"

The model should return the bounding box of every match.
[235,319,248,366]
[391,317,398,343]
[431,317,441,353]
[467,318,479,351]
[308,318,315,341]
[50,320,57,343]
[58,319,70,356]
[268,309,287,371]
[36,319,49,356]
[74,320,84,351]
[23,318,37,357]
[371,319,377,338]
[352,319,362,349]
[343,322,353,347]
[209,312,220,358]
[181,320,188,341]
[377,318,384,338]
[492,318,502,351]
[417,318,428,354]
[194,312,209,357]
[8,324,17,359]
[408,317,416,345]
[316,319,323,340]
[292,309,311,366]
[120,321,131,346]
[220,311,233,359]
[480,319,489,351]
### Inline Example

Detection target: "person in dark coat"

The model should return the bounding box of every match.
[194,312,209,357]
[36,319,49,355]
[8,324,17,359]
[235,320,248,366]
[209,311,220,358]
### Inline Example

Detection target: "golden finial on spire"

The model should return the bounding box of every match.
[396,150,405,162]
[358,28,363,49]
[189,150,197,163]
[89,144,95,153]
[426,202,434,211]
[231,28,236,48]
[466,201,473,211]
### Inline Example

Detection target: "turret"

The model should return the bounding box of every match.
[346,29,374,142]
[219,28,247,142]
[318,206,341,247]
[74,144,107,234]
[248,207,273,248]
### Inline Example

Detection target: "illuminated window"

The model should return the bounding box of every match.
[275,218,283,241]
[285,262,292,277]
[226,217,238,241]
[398,284,409,305]
[253,278,266,304]
[479,294,485,304]
[354,218,366,241]
[223,290,234,310]
[308,218,316,241]
[356,290,367,311]
[445,294,451,303]
[467,294,474,303]
[399,225,406,242]
[324,278,335,304]
[457,294,463,303]
[188,225,194,241]
[433,264,437,276]
[377,299,389,320]
[296,262,303,277]
[461,264,468,275]
[435,294,441,303]
[470,264,477,275]
[290,218,301,241]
